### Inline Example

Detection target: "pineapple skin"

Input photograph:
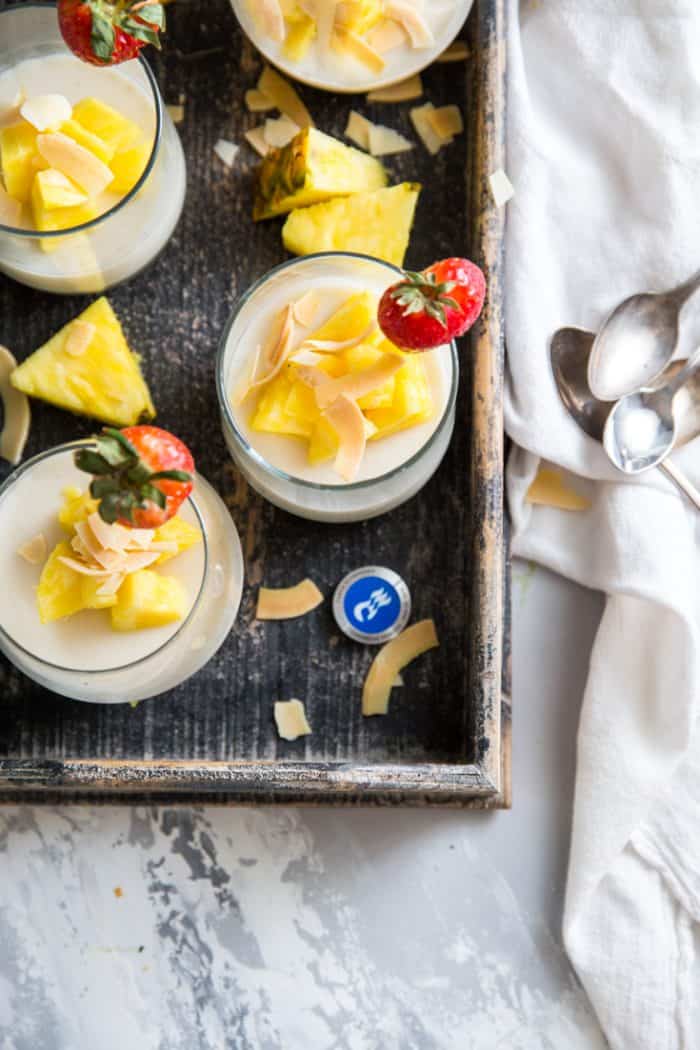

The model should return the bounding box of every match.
[253,127,387,221]
[282,182,421,266]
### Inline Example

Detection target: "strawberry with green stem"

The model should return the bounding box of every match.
[58,0,166,66]
[75,426,194,528]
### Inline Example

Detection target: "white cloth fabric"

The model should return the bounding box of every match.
[505,2,700,1046]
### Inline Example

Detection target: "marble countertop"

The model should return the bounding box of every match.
[0,561,611,1049]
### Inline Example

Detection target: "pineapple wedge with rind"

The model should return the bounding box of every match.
[282,183,420,266]
[110,570,187,632]
[254,127,387,220]
[10,297,155,426]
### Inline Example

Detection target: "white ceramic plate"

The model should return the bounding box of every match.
[229,1,474,94]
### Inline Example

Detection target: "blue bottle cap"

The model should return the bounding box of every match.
[333,566,411,645]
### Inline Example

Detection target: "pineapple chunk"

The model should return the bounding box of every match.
[11,296,155,426]
[81,575,118,610]
[58,487,98,531]
[335,0,384,34]
[59,118,115,165]
[252,371,312,437]
[283,5,317,61]
[37,541,85,623]
[33,168,88,209]
[284,378,320,428]
[30,172,98,249]
[152,517,202,564]
[282,182,421,266]
[343,345,397,409]
[366,356,433,439]
[109,138,151,195]
[308,415,339,465]
[253,127,387,221]
[0,122,41,203]
[71,98,141,154]
[110,570,187,631]
[307,291,377,343]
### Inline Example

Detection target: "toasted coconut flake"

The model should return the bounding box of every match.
[293,363,325,389]
[274,699,312,741]
[302,320,377,354]
[366,17,407,53]
[436,40,471,63]
[256,578,324,619]
[489,168,515,208]
[367,74,423,103]
[263,115,300,149]
[427,104,464,142]
[344,110,373,151]
[526,468,591,511]
[36,132,114,197]
[119,551,161,573]
[0,184,22,228]
[57,556,112,577]
[245,88,275,113]
[292,290,319,328]
[74,520,104,561]
[332,27,385,73]
[166,103,184,124]
[232,343,262,406]
[244,126,270,157]
[315,356,403,409]
[93,547,129,573]
[363,619,439,715]
[17,534,47,565]
[87,512,132,553]
[123,527,156,549]
[96,573,125,597]
[258,0,286,41]
[214,138,239,168]
[246,304,295,390]
[64,320,95,357]
[385,1,434,47]
[290,348,324,367]
[0,346,30,465]
[410,102,443,155]
[258,66,314,128]
[20,93,72,132]
[323,394,367,481]
[147,541,179,554]
[368,123,414,157]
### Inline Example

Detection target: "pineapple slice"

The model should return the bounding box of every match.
[110,570,187,631]
[109,139,151,194]
[253,127,387,220]
[58,487,98,531]
[365,356,433,439]
[152,517,203,564]
[71,98,141,154]
[60,118,115,165]
[37,541,85,623]
[0,122,41,203]
[282,182,421,266]
[11,297,155,426]
[283,5,317,60]
[33,168,88,209]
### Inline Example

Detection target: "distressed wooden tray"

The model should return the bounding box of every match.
[0,0,510,805]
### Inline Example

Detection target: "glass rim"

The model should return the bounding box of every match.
[0,440,209,676]
[0,1,163,240]
[215,251,460,494]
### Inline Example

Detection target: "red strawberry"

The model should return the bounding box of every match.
[75,426,194,528]
[378,258,486,352]
[58,0,165,66]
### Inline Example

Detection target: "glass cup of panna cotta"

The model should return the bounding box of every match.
[0,3,186,295]
[216,253,458,523]
[0,442,244,704]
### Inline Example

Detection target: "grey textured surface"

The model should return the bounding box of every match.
[0,1,505,780]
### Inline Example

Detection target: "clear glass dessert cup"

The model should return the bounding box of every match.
[0,3,186,295]
[0,442,244,704]
[216,252,459,524]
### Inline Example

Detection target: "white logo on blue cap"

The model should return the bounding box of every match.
[333,567,411,644]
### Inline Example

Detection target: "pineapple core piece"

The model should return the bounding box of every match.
[10,296,155,426]
[253,127,387,220]
[110,570,187,631]
[282,183,421,267]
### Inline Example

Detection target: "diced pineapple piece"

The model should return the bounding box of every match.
[252,372,311,437]
[282,183,421,266]
[335,0,384,34]
[30,172,98,249]
[0,122,41,203]
[37,541,85,623]
[254,127,387,220]
[284,378,320,427]
[307,291,377,343]
[60,118,115,165]
[109,138,151,195]
[366,356,433,438]
[283,5,317,61]
[152,516,202,564]
[308,415,339,465]
[110,570,187,631]
[81,575,118,610]
[33,168,88,209]
[71,97,141,154]
[58,487,98,531]
[11,296,155,426]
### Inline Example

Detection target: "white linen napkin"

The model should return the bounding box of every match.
[505,2,700,1046]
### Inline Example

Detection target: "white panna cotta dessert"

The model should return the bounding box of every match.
[231,0,472,93]
[0,443,244,704]
[0,4,185,294]
[217,253,457,522]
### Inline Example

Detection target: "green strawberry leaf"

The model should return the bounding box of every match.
[89,6,115,62]
[122,17,162,48]
[133,3,165,29]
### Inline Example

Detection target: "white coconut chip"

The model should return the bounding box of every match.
[274,699,312,741]
[213,138,239,168]
[244,88,275,113]
[344,110,373,151]
[258,66,314,128]
[427,104,464,143]
[410,102,443,155]
[263,115,300,149]
[436,40,471,63]
[384,1,434,47]
[291,290,319,327]
[367,74,423,103]
[366,18,408,54]
[244,126,270,157]
[17,534,47,566]
[166,103,184,124]
[489,168,515,208]
[20,93,72,132]
[368,123,414,156]
[256,579,324,619]
[323,394,367,481]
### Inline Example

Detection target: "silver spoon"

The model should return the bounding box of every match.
[587,269,700,402]
[603,349,700,474]
[551,327,700,509]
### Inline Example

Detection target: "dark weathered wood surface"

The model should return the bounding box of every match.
[0,0,510,804]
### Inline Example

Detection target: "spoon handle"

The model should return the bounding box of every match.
[660,459,700,510]
[668,267,700,307]
[664,346,700,398]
